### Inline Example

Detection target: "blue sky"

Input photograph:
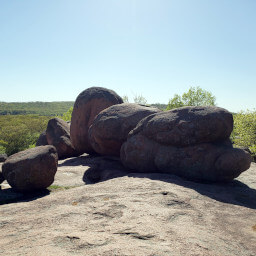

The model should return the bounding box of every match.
[0,0,255,112]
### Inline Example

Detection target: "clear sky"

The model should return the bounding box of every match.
[0,0,255,112]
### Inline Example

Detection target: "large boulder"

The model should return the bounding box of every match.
[2,146,58,192]
[121,106,251,182]
[70,87,123,154]
[89,103,161,156]
[36,131,48,146]
[131,106,233,146]
[46,118,77,159]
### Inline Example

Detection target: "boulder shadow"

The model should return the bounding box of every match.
[60,154,256,210]
[0,187,50,205]
[127,172,256,210]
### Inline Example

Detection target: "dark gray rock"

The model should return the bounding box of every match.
[2,146,58,192]
[70,87,123,155]
[89,103,161,156]
[130,106,233,146]
[36,131,48,146]
[121,106,251,182]
[46,118,77,159]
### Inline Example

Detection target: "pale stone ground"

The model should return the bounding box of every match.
[0,155,256,256]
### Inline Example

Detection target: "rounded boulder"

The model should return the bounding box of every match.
[46,118,77,159]
[89,103,161,156]
[70,87,123,154]
[2,145,58,192]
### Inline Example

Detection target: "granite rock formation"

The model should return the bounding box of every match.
[70,87,123,155]
[121,106,252,182]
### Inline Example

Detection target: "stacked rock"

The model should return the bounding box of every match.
[120,106,252,182]
[89,103,161,156]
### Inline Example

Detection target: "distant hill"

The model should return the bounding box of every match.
[0,101,74,116]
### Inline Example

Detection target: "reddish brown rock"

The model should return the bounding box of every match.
[36,131,48,146]
[70,87,123,154]
[2,146,58,191]
[131,106,233,146]
[46,118,77,159]
[89,103,161,156]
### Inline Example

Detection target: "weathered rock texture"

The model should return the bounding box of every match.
[89,103,161,156]
[36,131,48,146]
[46,118,77,159]
[0,155,256,256]
[70,87,123,155]
[2,145,58,191]
[121,106,252,182]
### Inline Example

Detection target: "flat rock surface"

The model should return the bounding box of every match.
[0,157,256,256]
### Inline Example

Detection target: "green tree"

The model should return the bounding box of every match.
[231,110,256,158]
[166,86,216,110]
[58,106,73,121]
[133,94,148,105]
[122,95,129,103]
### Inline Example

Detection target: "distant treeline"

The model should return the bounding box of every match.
[0,101,74,116]
[151,103,167,110]
[0,101,167,116]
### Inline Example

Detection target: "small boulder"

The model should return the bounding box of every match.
[89,103,161,156]
[36,131,48,146]
[0,153,7,163]
[46,118,77,159]
[2,146,58,192]
[70,87,123,154]
[121,106,251,182]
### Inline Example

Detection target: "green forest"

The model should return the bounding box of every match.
[0,101,74,116]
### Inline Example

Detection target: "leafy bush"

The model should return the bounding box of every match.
[58,106,73,121]
[231,110,256,158]
[166,86,216,110]
[0,115,51,156]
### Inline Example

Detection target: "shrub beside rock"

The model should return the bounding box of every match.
[2,145,58,192]
[121,106,252,182]
[89,103,161,156]
[70,87,123,155]
[46,118,77,159]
